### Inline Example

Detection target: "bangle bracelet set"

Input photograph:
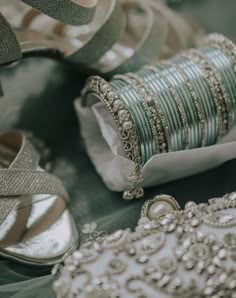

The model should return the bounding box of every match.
[82,33,236,199]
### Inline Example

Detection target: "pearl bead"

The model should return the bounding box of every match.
[123,121,133,130]
[148,201,174,220]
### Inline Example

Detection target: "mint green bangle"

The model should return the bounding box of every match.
[82,34,236,176]
[160,62,200,149]
[143,68,182,151]
[202,47,236,128]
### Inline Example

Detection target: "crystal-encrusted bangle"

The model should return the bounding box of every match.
[82,76,143,170]
[179,55,218,146]
[204,33,236,74]
[113,74,159,160]
[124,73,169,153]
[146,65,190,149]
[203,33,236,126]
[200,47,234,131]
[168,60,207,146]
[183,49,228,139]
[160,62,201,148]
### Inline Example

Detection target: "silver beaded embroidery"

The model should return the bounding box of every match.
[53,192,236,298]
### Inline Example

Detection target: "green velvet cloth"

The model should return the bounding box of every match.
[0,0,236,297]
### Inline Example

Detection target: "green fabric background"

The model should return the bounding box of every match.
[0,0,236,297]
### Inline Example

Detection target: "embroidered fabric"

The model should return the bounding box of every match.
[53,192,236,297]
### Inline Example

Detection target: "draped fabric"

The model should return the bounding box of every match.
[0,0,235,297]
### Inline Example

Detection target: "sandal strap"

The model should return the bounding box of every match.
[21,0,97,26]
[0,170,68,199]
[0,12,22,65]
[106,3,168,76]
[0,131,39,170]
[68,0,126,65]
[0,131,68,225]
[10,137,40,170]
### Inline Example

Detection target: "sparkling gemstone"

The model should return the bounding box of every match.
[191,218,200,227]
[150,271,163,281]
[128,247,136,256]
[113,99,124,111]
[218,248,227,259]
[219,214,234,224]
[144,266,156,275]
[204,287,214,295]
[134,187,144,199]
[158,274,170,287]
[141,234,164,253]
[167,223,176,232]
[82,222,97,234]
[122,121,133,130]
[158,257,177,274]
[72,251,83,260]
[185,201,197,209]
[107,258,126,274]
[123,190,135,200]
[145,95,153,103]
[118,109,129,121]
[107,91,115,103]
[227,192,236,201]
[138,255,149,263]
[224,233,236,248]
[189,244,209,260]
[100,83,109,94]
[139,87,146,95]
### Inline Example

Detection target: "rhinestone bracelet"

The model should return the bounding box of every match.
[179,55,218,145]
[201,46,234,130]
[203,33,236,125]
[146,65,190,149]
[160,62,201,148]
[141,67,183,151]
[168,59,207,146]
[82,76,143,174]
[113,74,159,160]
[123,73,169,153]
[183,49,229,139]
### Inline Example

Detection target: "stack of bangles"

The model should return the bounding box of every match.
[82,34,236,199]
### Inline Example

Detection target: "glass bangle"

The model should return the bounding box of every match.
[81,34,236,199]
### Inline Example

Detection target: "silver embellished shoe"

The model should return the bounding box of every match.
[0,130,78,265]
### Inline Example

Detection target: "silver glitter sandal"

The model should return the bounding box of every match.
[0,0,167,76]
[0,130,78,265]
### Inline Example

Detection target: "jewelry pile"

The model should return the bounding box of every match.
[82,34,236,199]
